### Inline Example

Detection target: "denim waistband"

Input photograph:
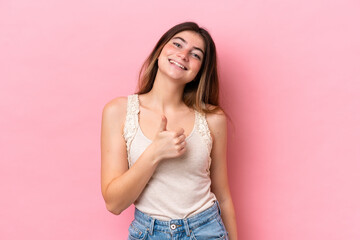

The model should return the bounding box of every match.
[134,200,222,236]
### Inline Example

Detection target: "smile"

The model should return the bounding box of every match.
[169,59,187,70]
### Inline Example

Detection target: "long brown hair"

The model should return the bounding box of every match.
[136,22,223,115]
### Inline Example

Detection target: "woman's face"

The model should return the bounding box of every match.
[157,30,205,84]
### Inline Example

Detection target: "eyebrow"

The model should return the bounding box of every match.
[172,36,205,55]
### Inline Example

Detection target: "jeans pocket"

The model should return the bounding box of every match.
[215,216,229,240]
[128,221,148,240]
[191,217,227,240]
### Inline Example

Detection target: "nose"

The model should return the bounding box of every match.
[176,49,189,61]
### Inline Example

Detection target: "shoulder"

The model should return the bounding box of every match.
[102,96,128,130]
[102,96,128,116]
[204,104,227,140]
[204,104,227,125]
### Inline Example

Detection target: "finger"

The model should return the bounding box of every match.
[178,144,186,153]
[179,141,186,149]
[158,115,167,132]
[174,127,185,137]
[174,134,186,144]
[175,141,186,150]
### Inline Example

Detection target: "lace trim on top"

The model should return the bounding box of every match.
[123,94,213,170]
[123,94,139,168]
[195,110,213,174]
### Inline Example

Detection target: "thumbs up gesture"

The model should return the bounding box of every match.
[158,114,168,132]
[151,115,187,162]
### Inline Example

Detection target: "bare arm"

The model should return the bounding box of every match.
[104,147,161,215]
[100,97,186,215]
[207,109,238,240]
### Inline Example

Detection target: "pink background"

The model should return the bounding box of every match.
[1,0,359,239]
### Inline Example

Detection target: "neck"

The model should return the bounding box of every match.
[145,71,186,114]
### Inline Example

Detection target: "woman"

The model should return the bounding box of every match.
[101,22,238,239]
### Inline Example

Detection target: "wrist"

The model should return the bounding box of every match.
[148,143,162,165]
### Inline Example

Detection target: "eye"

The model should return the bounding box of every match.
[173,42,181,47]
[192,53,201,60]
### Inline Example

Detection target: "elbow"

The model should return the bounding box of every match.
[106,203,123,215]
[105,198,128,215]
[103,190,124,215]
[103,189,128,215]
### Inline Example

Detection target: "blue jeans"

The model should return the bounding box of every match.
[128,201,229,240]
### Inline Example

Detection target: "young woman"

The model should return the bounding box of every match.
[101,22,238,240]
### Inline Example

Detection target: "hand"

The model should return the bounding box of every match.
[151,115,187,162]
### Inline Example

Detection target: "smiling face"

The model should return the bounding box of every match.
[157,30,205,84]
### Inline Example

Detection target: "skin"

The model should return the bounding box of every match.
[101,30,238,239]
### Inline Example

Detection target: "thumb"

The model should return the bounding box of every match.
[158,115,167,132]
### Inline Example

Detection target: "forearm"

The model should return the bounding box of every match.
[219,198,238,240]
[105,143,160,215]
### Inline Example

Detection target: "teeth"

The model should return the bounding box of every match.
[169,60,186,70]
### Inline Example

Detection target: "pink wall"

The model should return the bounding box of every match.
[1,0,359,239]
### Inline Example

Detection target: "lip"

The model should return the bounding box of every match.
[168,58,188,70]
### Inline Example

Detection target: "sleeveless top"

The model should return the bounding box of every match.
[123,94,217,220]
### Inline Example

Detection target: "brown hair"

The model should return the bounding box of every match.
[136,21,225,116]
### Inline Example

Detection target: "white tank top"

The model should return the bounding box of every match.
[123,94,217,220]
